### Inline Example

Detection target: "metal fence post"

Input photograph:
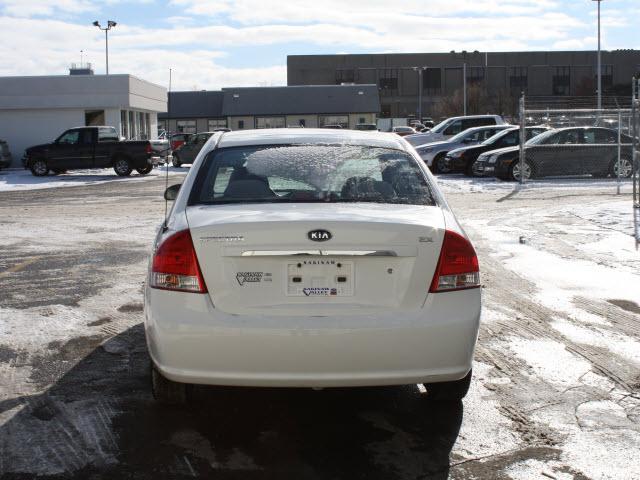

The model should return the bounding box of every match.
[519,93,526,185]
[617,109,622,194]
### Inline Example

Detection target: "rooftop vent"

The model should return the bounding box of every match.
[69,62,94,75]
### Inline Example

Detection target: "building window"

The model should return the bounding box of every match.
[208,118,227,130]
[238,120,244,129]
[128,110,135,138]
[335,69,355,84]
[379,69,399,96]
[380,104,391,118]
[255,116,286,129]
[466,66,484,85]
[423,68,441,95]
[299,119,306,127]
[120,110,128,139]
[553,66,571,95]
[319,115,349,128]
[509,67,528,92]
[359,117,366,124]
[177,120,196,133]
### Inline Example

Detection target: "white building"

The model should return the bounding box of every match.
[0,73,167,166]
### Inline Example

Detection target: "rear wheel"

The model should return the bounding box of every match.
[136,165,153,175]
[113,157,132,176]
[151,364,188,405]
[509,160,533,181]
[172,153,182,168]
[432,153,450,174]
[610,157,633,178]
[30,159,49,176]
[424,370,472,402]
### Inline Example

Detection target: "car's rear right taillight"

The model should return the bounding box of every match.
[429,230,480,293]
[150,230,207,293]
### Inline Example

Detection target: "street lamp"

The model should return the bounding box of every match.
[93,20,117,75]
[592,0,603,110]
[412,66,427,122]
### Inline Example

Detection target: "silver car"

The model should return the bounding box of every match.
[406,114,506,146]
[415,125,513,172]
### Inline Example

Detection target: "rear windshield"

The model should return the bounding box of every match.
[189,144,435,206]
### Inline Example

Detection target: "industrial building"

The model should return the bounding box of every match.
[287,50,640,117]
[159,84,380,133]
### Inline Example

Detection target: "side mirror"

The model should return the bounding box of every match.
[164,183,181,201]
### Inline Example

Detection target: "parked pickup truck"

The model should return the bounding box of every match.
[23,126,159,177]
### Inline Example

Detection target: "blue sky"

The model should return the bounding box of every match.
[0,0,638,90]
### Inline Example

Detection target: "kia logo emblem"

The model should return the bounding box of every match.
[308,229,332,242]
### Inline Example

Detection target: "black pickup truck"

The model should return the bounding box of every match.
[23,126,158,177]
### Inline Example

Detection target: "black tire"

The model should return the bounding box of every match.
[509,159,534,181]
[30,159,49,177]
[136,165,153,175]
[609,157,633,179]
[431,153,450,174]
[425,370,472,402]
[151,364,188,405]
[172,153,181,168]
[113,157,132,176]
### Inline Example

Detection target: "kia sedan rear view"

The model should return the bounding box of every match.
[144,129,481,404]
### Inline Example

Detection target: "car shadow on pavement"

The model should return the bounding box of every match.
[0,324,463,479]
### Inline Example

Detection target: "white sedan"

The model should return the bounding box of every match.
[144,128,481,403]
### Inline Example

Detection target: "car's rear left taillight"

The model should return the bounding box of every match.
[429,230,480,293]
[146,143,153,154]
[150,230,208,293]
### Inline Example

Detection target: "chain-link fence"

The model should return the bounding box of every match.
[511,83,640,247]
[632,78,640,247]
[514,103,636,186]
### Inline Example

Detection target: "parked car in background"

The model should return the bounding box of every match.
[445,126,549,175]
[422,118,435,129]
[354,124,378,131]
[406,115,506,146]
[172,131,215,167]
[23,126,158,176]
[415,125,513,172]
[170,133,192,151]
[146,128,481,404]
[0,139,12,169]
[475,127,638,181]
[392,126,416,136]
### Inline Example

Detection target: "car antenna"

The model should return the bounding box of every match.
[162,68,172,232]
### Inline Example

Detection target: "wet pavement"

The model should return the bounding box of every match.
[0,171,638,479]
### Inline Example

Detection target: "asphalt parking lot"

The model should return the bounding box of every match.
[1,170,639,479]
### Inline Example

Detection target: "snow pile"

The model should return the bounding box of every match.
[0,166,183,192]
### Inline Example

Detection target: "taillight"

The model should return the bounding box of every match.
[429,230,480,293]
[150,230,208,293]
[146,143,153,154]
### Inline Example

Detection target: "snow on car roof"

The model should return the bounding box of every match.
[215,128,409,151]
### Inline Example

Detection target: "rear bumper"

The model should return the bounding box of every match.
[144,287,481,387]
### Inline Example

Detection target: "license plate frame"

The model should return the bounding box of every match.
[286,259,354,297]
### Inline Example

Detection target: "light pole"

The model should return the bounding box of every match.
[412,66,427,122]
[93,20,117,74]
[592,0,603,110]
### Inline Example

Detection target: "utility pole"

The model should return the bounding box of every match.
[412,66,427,122]
[592,0,603,110]
[92,20,117,74]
